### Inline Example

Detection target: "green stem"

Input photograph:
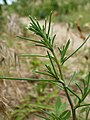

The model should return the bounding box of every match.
[63,83,76,120]
[52,50,64,82]
[72,109,77,120]
[52,50,76,120]
[75,103,90,110]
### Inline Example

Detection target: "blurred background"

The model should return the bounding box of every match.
[0,0,90,30]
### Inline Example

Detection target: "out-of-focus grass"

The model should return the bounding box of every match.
[58,10,90,32]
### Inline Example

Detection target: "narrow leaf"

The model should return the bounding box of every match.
[17,36,41,44]
[78,104,90,108]
[51,81,64,90]
[66,87,81,101]
[58,47,62,55]
[34,113,50,120]
[18,54,48,58]
[87,72,90,91]
[45,64,53,73]
[52,34,56,46]
[59,110,71,120]
[29,16,38,28]
[82,89,90,101]
[40,109,55,118]
[68,72,76,86]
[35,71,54,78]
[63,34,90,63]
[34,17,41,30]
[61,40,70,61]
[47,51,59,79]
[44,18,47,31]
[0,77,56,82]
[75,83,83,95]
[86,107,90,120]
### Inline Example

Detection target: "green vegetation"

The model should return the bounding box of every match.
[10,0,89,17]
[0,13,90,120]
[7,0,90,30]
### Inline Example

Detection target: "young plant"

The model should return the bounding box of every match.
[0,12,90,120]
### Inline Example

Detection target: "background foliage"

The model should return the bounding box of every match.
[4,0,89,31]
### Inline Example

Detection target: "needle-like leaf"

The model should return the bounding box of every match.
[35,71,55,78]
[66,87,81,101]
[75,83,83,96]
[0,77,55,82]
[17,36,41,44]
[47,51,59,79]
[18,54,48,58]
[63,34,90,63]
